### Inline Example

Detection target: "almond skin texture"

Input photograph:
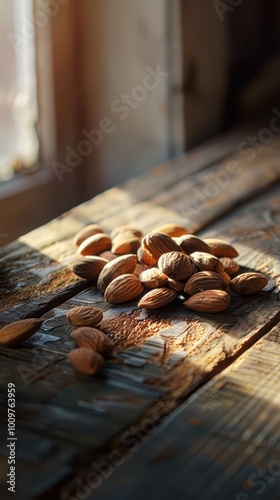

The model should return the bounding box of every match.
[104,274,144,304]
[142,232,182,260]
[111,235,140,255]
[177,234,213,255]
[158,251,195,280]
[97,254,137,292]
[152,224,189,237]
[203,238,239,258]
[99,251,117,261]
[184,271,227,295]
[137,246,157,267]
[229,272,268,295]
[72,256,108,280]
[184,290,231,313]
[73,224,104,246]
[138,288,177,309]
[190,251,224,273]
[219,257,240,275]
[71,327,114,355]
[166,278,184,292]
[0,318,44,346]
[68,347,104,375]
[110,226,143,239]
[67,306,103,327]
[139,268,168,289]
[77,233,111,256]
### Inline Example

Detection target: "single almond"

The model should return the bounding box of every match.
[110,226,143,239]
[99,251,117,261]
[139,267,168,289]
[229,272,268,295]
[68,347,104,375]
[219,271,232,285]
[77,233,111,256]
[137,246,157,267]
[138,288,177,309]
[203,238,239,258]
[177,234,214,255]
[166,278,185,292]
[219,257,240,275]
[142,232,182,260]
[67,306,103,327]
[133,262,148,277]
[184,271,227,295]
[72,256,108,280]
[158,251,195,280]
[73,224,104,246]
[97,254,137,292]
[184,290,231,313]
[104,274,144,304]
[111,234,140,255]
[190,251,224,273]
[152,224,189,237]
[0,318,44,346]
[71,327,114,355]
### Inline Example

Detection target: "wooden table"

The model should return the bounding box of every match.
[0,123,279,500]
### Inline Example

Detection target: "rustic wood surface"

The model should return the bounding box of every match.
[0,125,279,499]
[91,323,280,500]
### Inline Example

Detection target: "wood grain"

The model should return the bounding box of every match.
[89,323,280,500]
[0,132,279,324]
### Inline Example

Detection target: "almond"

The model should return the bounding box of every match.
[166,278,185,292]
[97,254,137,292]
[104,274,144,304]
[177,234,214,255]
[111,234,140,254]
[184,271,227,295]
[190,251,224,273]
[158,251,195,280]
[137,246,157,267]
[152,224,189,237]
[71,327,114,355]
[72,256,108,280]
[219,257,240,275]
[0,318,44,346]
[67,306,103,327]
[139,267,168,289]
[77,233,111,256]
[99,251,117,261]
[229,272,268,295]
[203,238,239,258]
[219,271,232,285]
[133,262,148,277]
[73,224,104,246]
[184,290,230,313]
[68,347,104,375]
[142,232,182,260]
[110,226,143,239]
[138,288,177,309]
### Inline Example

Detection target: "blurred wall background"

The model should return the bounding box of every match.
[1,0,280,244]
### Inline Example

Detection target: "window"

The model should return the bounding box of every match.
[0,0,39,182]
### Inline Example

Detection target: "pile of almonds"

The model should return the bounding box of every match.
[72,223,268,314]
[66,305,115,375]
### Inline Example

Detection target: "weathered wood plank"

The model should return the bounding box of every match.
[0,135,279,323]
[1,186,278,498]
[88,323,280,500]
